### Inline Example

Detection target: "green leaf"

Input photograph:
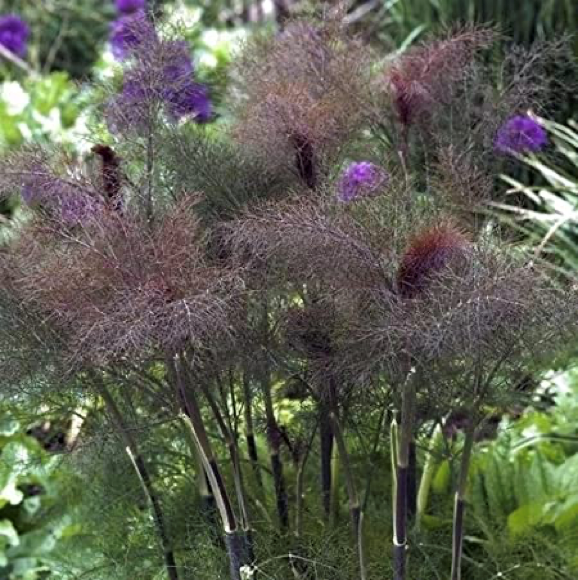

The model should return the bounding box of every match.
[28,72,71,116]
[558,454,578,492]
[420,514,446,529]
[0,520,19,548]
[507,502,544,536]
[10,556,46,578]
[8,528,57,558]
[432,459,450,494]
[0,480,24,507]
[549,494,578,531]
[0,415,19,437]
[22,497,41,517]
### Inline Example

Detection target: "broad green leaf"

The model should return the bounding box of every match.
[0,415,19,437]
[507,503,544,536]
[22,497,41,517]
[549,494,578,531]
[558,454,578,492]
[432,459,450,494]
[8,528,57,558]
[0,520,19,548]
[0,480,24,506]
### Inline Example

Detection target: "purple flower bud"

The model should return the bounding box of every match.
[337,162,389,202]
[495,115,547,155]
[115,0,146,15]
[0,15,30,58]
[109,11,155,60]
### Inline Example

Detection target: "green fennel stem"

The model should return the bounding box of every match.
[331,411,366,580]
[96,380,180,580]
[416,424,444,529]
[450,421,476,580]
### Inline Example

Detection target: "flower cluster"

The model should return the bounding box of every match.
[337,162,389,202]
[109,9,154,60]
[494,115,547,155]
[115,0,146,14]
[0,14,29,58]
[107,22,211,132]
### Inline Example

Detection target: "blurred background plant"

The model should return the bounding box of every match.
[497,118,578,280]
[0,410,83,579]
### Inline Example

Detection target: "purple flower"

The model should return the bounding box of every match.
[109,11,155,60]
[106,77,157,134]
[115,0,146,15]
[337,161,389,202]
[165,82,212,122]
[0,15,30,58]
[107,25,213,133]
[161,40,194,84]
[495,115,547,155]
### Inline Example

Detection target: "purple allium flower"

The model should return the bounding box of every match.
[106,76,157,134]
[165,82,212,122]
[115,0,146,15]
[109,11,155,60]
[161,41,194,84]
[495,115,547,155]
[0,15,30,58]
[337,161,389,202]
[107,26,212,132]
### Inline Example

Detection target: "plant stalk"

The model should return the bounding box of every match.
[394,373,416,580]
[330,410,366,580]
[96,380,179,580]
[320,402,334,522]
[330,441,341,527]
[196,375,255,566]
[259,301,289,530]
[295,423,318,539]
[450,421,476,580]
[242,371,263,489]
[171,357,242,580]
[416,424,444,529]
